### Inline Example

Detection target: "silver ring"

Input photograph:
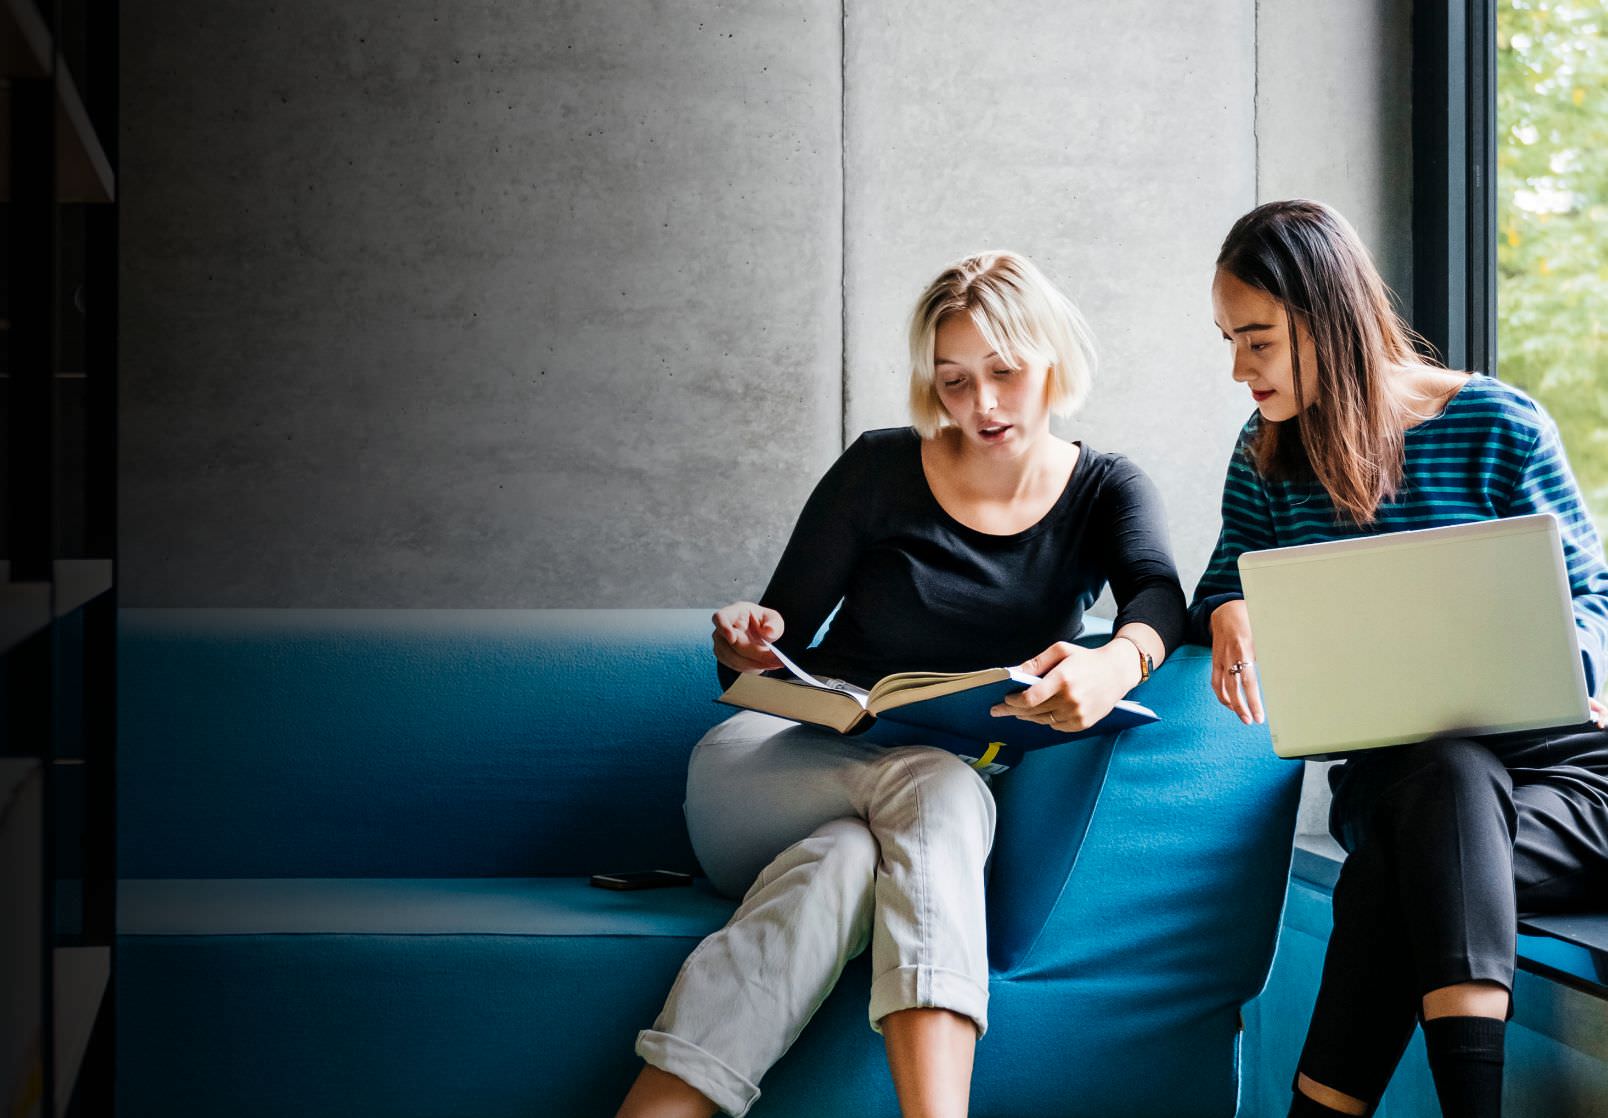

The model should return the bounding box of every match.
[1229,660,1250,675]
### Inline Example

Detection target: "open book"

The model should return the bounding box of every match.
[717,642,1159,773]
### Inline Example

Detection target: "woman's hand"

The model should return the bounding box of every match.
[711,601,785,674]
[1210,599,1264,725]
[989,640,1135,732]
[1590,697,1607,730]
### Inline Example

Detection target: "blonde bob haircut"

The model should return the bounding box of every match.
[907,251,1096,439]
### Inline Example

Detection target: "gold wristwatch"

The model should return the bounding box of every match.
[1116,634,1152,683]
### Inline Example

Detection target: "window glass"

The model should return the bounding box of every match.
[1497,1,1608,533]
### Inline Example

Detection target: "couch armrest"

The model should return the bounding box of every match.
[987,647,1303,1015]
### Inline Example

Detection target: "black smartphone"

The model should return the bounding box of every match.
[589,870,695,891]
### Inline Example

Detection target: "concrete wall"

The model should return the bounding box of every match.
[1257,0,1415,308]
[121,0,1412,611]
[121,1,843,606]
[843,0,1255,600]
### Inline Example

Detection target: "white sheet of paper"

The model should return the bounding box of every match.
[763,640,870,705]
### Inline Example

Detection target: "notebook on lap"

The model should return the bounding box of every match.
[1238,513,1591,759]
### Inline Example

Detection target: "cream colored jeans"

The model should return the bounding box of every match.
[635,711,997,1117]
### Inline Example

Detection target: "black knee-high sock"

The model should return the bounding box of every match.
[1422,1015,1505,1118]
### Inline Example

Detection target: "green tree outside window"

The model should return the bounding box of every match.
[1497,0,1608,534]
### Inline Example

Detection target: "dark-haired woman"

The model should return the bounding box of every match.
[1190,199,1608,1118]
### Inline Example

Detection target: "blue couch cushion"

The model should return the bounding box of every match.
[119,877,1256,1117]
[117,877,909,1117]
[118,609,728,878]
[120,877,738,937]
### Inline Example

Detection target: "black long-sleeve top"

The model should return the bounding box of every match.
[720,428,1187,691]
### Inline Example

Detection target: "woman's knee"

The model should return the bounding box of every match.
[1336,739,1516,853]
[742,818,878,910]
[881,747,997,840]
[691,710,794,752]
[1377,738,1511,808]
[1416,737,1505,775]
[801,817,880,886]
[1345,740,1520,872]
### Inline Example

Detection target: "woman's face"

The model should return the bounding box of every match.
[932,314,1053,453]
[1211,267,1319,423]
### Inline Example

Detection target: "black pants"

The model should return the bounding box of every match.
[1295,725,1608,1104]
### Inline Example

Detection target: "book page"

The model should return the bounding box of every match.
[764,640,870,707]
[869,666,1018,711]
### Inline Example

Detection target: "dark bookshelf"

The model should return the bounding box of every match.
[3,0,117,1114]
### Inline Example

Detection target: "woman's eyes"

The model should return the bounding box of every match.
[941,368,1012,388]
[1220,335,1272,354]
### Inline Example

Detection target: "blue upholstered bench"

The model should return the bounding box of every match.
[116,609,1303,1117]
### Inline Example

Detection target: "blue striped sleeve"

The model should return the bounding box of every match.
[1187,434,1278,645]
[1500,409,1608,697]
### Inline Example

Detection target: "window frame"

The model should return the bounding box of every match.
[1412,0,1498,375]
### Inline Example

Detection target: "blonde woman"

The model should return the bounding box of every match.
[617,251,1186,1118]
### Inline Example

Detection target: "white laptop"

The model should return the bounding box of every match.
[1238,513,1591,759]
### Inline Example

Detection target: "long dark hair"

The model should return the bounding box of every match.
[1217,199,1433,525]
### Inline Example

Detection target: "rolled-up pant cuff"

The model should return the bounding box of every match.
[868,964,989,1037]
[635,1029,761,1118]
